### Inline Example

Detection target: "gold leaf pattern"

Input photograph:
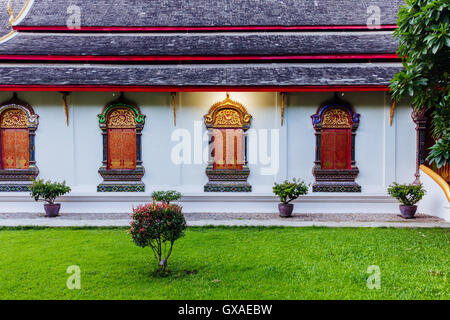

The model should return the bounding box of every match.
[322,109,351,128]
[0,108,28,128]
[107,108,136,128]
[213,109,242,128]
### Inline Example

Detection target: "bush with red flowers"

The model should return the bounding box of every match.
[130,203,186,272]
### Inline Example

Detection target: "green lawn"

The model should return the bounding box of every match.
[0,227,448,300]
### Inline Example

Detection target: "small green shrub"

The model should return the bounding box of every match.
[273,178,309,204]
[29,179,71,204]
[151,190,182,204]
[130,203,186,273]
[387,183,426,206]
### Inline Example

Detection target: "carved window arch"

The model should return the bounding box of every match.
[0,94,39,192]
[311,98,361,192]
[97,95,146,192]
[204,94,252,192]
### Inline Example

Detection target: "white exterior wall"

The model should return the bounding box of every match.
[0,91,422,215]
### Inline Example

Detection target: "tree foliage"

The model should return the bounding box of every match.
[390,0,449,168]
[129,203,186,273]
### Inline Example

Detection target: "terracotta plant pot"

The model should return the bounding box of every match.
[399,205,417,219]
[278,203,294,218]
[44,203,61,217]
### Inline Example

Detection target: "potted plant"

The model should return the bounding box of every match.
[151,190,182,204]
[273,178,309,217]
[387,182,426,219]
[30,179,71,217]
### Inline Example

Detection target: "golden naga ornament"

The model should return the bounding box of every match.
[0,108,29,128]
[321,108,351,128]
[204,94,252,129]
[107,108,136,128]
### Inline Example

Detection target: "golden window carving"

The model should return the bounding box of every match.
[321,108,351,129]
[107,108,136,128]
[0,109,29,128]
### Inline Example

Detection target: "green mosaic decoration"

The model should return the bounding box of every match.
[0,185,31,192]
[204,183,252,192]
[97,184,145,192]
[312,184,361,193]
[98,102,145,125]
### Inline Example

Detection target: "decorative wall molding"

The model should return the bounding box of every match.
[412,107,428,184]
[0,93,39,191]
[97,94,146,192]
[204,94,252,192]
[311,96,361,192]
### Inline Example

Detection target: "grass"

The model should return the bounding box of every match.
[0,226,448,300]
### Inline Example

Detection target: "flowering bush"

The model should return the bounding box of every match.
[129,203,186,272]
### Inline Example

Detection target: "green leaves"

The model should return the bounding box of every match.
[273,178,309,204]
[387,182,426,206]
[390,0,450,168]
[427,131,450,168]
[29,179,71,204]
[151,190,182,204]
[130,203,186,272]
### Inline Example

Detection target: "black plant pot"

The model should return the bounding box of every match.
[44,203,61,218]
[399,205,417,219]
[278,203,294,218]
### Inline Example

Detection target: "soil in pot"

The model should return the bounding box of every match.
[278,203,294,218]
[399,205,417,219]
[44,203,61,217]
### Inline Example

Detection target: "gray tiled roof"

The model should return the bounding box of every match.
[0,1,404,87]
[0,63,402,86]
[0,31,397,56]
[16,0,403,27]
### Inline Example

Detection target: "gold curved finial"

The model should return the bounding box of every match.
[7,0,14,26]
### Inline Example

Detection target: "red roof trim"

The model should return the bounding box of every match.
[0,85,390,92]
[0,54,399,62]
[13,25,398,32]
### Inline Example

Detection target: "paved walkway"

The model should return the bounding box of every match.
[0,212,448,228]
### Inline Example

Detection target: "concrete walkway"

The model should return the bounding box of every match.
[0,212,448,228]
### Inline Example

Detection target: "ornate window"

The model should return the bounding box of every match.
[0,94,39,192]
[97,95,146,192]
[311,98,361,192]
[204,94,252,192]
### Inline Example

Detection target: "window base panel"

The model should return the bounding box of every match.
[204,182,252,193]
[312,182,361,193]
[97,183,145,193]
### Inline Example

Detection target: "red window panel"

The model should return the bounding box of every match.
[0,129,29,169]
[321,128,351,170]
[213,128,243,170]
[107,128,136,170]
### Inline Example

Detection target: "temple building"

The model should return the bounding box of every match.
[0,0,448,220]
